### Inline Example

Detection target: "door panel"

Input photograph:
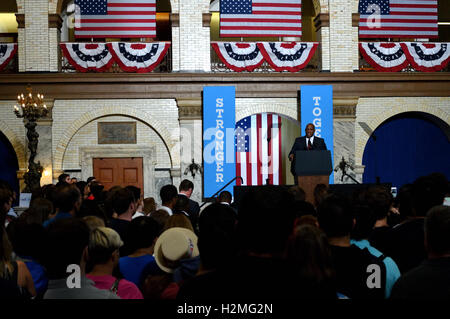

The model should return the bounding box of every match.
[93,157,143,192]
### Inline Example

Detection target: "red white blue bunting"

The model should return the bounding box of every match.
[0,43,17,71]
[258,42,318,72]
[400,43,450,72]
[107,42,170,73]
[60,43,114,72]
[211,42,264,72]
[359,42,409,72]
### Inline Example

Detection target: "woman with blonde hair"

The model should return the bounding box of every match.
[86,227,143,299]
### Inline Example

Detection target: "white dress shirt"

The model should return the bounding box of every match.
[306,135,315,148]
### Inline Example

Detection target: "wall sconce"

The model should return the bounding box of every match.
[184,158,203,179]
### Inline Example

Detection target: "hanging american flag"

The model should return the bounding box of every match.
[220,0,302,38]
[74,0,156,39]
[235,113,282,186]
[358,0,438,39]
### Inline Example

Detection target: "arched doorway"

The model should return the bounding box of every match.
[0,131,20,201]
[362,112,450,188]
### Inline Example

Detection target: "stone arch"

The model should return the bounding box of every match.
[53,106,178,172]
[236,100,298,123]
[0,120,26,170]
[355,105,450,166]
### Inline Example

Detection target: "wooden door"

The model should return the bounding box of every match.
[93,157,143,192]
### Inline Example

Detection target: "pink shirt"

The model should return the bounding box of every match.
[86,274,143,299]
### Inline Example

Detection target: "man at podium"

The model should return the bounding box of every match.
[289,123,327,182]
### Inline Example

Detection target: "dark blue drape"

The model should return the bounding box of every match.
[0,132,20,201]
[362,116,450,188]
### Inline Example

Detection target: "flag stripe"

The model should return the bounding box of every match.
[220,0,302,38]
[236,113,282,186]
[267,113,273,185]
[358,0,438,39]
[75,0,156,39]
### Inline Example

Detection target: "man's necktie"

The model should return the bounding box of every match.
[308,138,313,150]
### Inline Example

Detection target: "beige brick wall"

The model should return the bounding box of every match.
[63,116,171,170]
[49,28,60,72]
[236,98,298,122]
[355,97,450,166]
[52,99,181,173]
[177,0,211,71]
[329,0,355,72]
[24,0,49,71]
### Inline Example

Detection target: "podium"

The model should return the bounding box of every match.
[295,150,333,204]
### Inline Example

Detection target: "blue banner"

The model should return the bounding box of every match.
[300,85,334,184]
[203,86,236,197]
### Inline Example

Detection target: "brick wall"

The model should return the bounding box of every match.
[52,99,180,173]
[62,115,171,170]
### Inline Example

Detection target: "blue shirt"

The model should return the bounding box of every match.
[43,212,72,228]
[119,255,160,287]
[351,239,401,298]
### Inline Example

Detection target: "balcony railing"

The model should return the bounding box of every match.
[61,45,172,73]
[210,47,320,73]
[0,54,18,73]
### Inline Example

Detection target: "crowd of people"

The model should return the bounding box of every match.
[0,172,449,300]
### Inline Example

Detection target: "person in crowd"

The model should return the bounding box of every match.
[385,174,447,273]
[85,181,105,202]
[42,219,118,299]
[178,180,200,231]
[181,186,298,299]
[87,176,97,184]
[70,177,78,184]
[56,173,71,186]
[133,197,155,219]
[217,191,232,205]
[24,198,54,225]
[314,184,329,209]
[159,184,178,216]
[0,180,17,228]
[390,205,450,299]
[43,184,82,228]
[142,227,200,299]
[86,227,143,299]
[125,186,142,217]
[75,181,87,200]
[108,187,136,254]
[82,215,105,232]
[286,224,337,299]
[6,218,47,298]
[119,216,161,288]
[173,195,197,232]
[103,186,122,220]
[317,194,386,299]
[177,203,237,300]
[366,186,395,255]
[289,186,316,219]
[1,189,36,298]
[350,196,401,298]
[164,211,195,233]
[149,209,170,235]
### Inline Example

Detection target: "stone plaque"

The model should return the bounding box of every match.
[98,122,136,144]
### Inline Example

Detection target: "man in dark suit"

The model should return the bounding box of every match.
[289,123,327,183]
[178,179,200,232]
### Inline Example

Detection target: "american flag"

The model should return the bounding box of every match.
[220,0,302,38]
[358,0,438,39]
[235,114,282,186]
[74,0,156,38]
